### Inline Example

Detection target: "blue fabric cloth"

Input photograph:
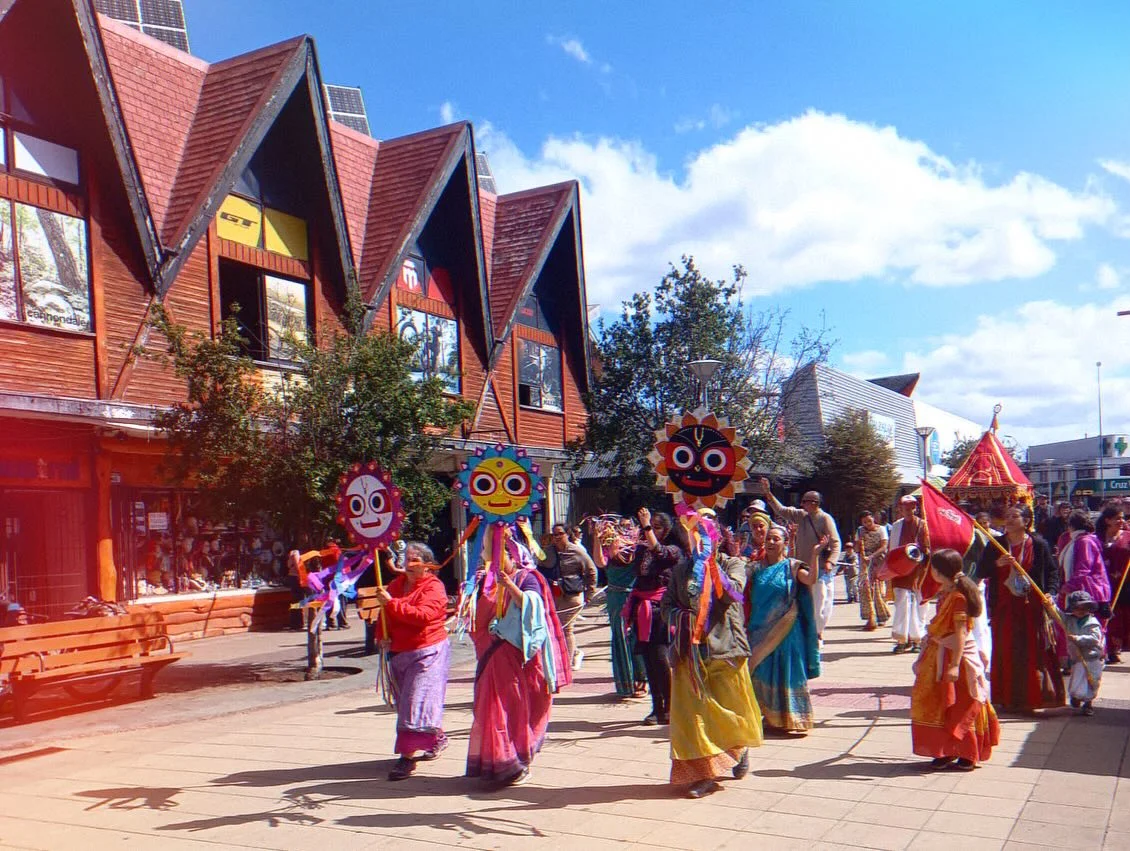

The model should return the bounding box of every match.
[605,564,645,696]
[746,559,820,731]
[489,572,558,693]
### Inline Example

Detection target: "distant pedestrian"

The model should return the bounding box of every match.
[1061,590,1104,716]
[857,511,890,631]
[889,495,928,653]
[531,519,598,671]
[837,542,859,603]
[910,549,999,770]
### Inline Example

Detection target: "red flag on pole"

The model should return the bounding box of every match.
[920,480,976,555]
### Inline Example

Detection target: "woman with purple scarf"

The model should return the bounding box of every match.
[371,541,451,781]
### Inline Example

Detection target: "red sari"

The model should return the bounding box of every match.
[911,591,999,764]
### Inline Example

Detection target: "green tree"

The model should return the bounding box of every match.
[148,284,474,544]
[577,255,833,504]
[808,409,900,524]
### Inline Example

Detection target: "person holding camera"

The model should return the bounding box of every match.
[759,478,842,647]
[531,520,597,671]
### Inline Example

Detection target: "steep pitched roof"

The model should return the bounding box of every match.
[328,120,379,269]
[160,37,306,248]
[487,182,574,336]
[946,430,1033,493]
[478,189,497,281]
[356,122,467,302]
[868,373,920,397]
[97,15,207,239]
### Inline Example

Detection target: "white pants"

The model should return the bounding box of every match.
[892,587,926,643]
[972,580,992,670]
[815,576,835,636]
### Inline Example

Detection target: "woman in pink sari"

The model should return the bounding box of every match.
[466,534,571,787]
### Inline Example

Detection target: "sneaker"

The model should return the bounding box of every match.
[892,643,908,654]
[572,649,584,671]
[952,758,975,772]
[643,712,660,726]
[1070,697,1081,709]
[686,779,721,799]
[1082,702,1095,717]
[416,738,448,761]
[732,749,750,779]
[929,757,954,770]
[388,757,415,781]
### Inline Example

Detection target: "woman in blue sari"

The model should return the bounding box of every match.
[591,517,648,698]
[747,526,822,732]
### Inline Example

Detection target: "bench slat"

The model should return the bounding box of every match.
[0,626,170,660]
[0,613,163,643]
[6,643,159,676]
[16,654,184,683]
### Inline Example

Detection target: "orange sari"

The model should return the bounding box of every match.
[910,591,1000,764]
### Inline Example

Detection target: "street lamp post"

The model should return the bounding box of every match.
[687,358,723,408]
[915,426,935,481]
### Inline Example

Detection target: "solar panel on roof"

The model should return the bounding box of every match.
[140,0,185,29]
[324,84,371,136]
[93,0,140,23]
[95,0,190,53]
[475,152,497,194]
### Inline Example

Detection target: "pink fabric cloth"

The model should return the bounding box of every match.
[624,587,666,643]
[465,572,554,781]
[1058,532,1112,604]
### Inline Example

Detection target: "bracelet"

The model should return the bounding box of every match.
[641,525,653,532]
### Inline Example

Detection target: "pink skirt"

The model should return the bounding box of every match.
[465,639,552,781]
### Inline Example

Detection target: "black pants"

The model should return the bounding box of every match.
[638,640,671,717]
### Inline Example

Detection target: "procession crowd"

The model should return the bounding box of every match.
[359,482,1129,800]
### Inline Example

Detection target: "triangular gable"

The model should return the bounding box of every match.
[487,182,592,392]
[358,122,493,354]
[947,430,1032,489]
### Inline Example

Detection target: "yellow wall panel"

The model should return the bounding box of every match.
[216,195,262,247]
[263,207,309,261]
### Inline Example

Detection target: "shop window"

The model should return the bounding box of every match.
[518,338,563,411]
[0,201,91,331]
[396,305,461,393]
[218,259,309,363]
[395,253,457,307]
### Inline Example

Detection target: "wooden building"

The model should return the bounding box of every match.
[0,0,591,634]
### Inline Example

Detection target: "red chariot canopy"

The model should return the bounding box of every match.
[944,429,1033,504]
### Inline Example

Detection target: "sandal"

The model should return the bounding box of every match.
[686,779,721,799]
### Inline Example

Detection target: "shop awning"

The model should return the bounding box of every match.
[1072,478,1130,496]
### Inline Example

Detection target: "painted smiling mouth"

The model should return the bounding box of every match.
[681,477,712,487]
[487,499,515,508]
[359,519,388,528]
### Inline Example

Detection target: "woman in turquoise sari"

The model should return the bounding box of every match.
[592,517,648,698]
[747,526,823,732]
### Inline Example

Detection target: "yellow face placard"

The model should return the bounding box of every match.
[216,195,262,247]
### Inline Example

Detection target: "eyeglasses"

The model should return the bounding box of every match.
[801,499,817,505]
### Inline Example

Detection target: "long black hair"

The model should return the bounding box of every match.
[1068,509,1095,534]
[652,511,691,555]
[1097,504,1124,542]
[929,548,983,618]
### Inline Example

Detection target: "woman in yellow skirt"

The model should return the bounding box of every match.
[661,510,763,799]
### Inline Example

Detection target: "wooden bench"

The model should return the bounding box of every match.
[355,587,456,626]
[0,612,185,723]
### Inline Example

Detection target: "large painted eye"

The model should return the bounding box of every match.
[502,472,530,496]
[471,472,497,495]
[369,491,387,513]
[348,495,365,516]
[670,445,696,470]
[702,448,729,473]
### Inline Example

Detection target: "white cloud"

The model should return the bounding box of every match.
[479,110,1114,310]
[675,103,738,134]
[1097,262,1121,290]
[1100,159,1130,183]
[841,350,891,375]
[438,101,457,124]
[891,297,1130,447]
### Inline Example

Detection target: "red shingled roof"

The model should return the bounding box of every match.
[98,16,206,238]
[488,183,573,333]
[945,429,1033,502]
[356,123,466,301]
[328,120,380,269]
[478,190,497,282]
[98,16,305,248]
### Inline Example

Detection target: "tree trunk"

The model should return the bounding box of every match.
[36,208,81,291]
[304,606,323,680]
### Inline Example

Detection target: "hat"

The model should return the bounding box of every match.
[899,495,918,505]
[1065,590,1098,613]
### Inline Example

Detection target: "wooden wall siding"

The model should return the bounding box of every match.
[562,348,587,444]
[216,237,311,280]
[514,324,555,347]
[521,407,565,448]
[472,377,511,442]
[121,243,211,406]
[0,174,84,218]
[493,340,517,440]
[396,289,456,319]
[0,325,97,397]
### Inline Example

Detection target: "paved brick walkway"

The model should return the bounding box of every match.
[1,600,1129,850]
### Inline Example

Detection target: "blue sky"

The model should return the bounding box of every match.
[186,1,1130,449]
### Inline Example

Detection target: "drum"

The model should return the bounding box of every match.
[877,544,925,581]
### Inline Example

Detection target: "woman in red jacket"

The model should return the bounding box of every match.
[371,541,451,781]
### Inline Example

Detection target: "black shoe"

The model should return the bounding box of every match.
[952,758,975,772]
[892,643,908,654]
[686,779,721,799]
[1070,697,1081,708]
[1082,702,1095,717]
[388,757,415,781]
[929,757,954,770]
[732,749,749,779]
[643,712,659,726]
[657,712,670,725]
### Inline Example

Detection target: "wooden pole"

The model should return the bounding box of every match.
[373,547,388,640]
